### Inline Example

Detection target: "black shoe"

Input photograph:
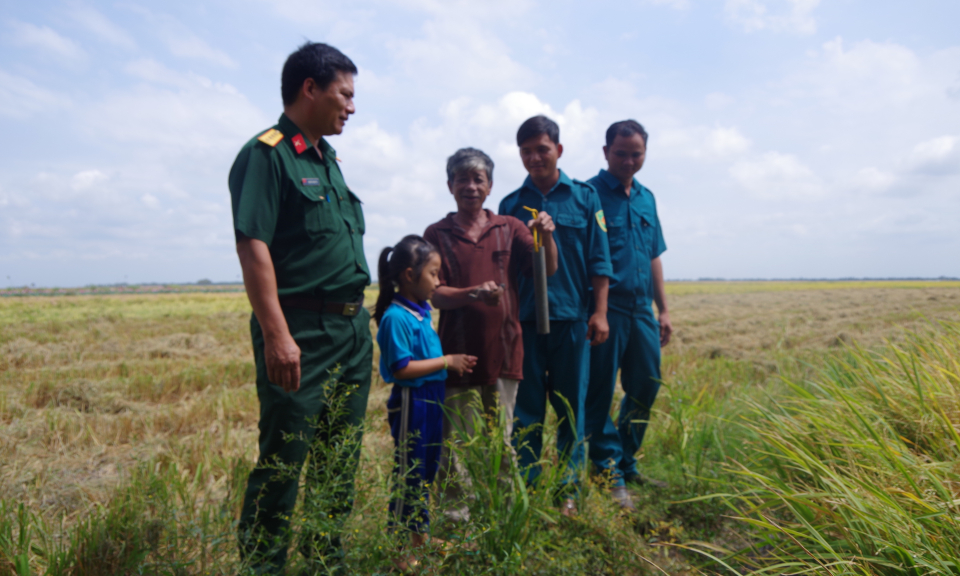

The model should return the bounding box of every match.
[623,472,667,489]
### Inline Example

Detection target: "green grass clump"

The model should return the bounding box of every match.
[728,322,960,575]
[0,459,250,576]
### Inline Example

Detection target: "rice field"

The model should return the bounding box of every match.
[1,281,959,574]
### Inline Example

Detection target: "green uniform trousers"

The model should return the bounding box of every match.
[584,308,661,487]
[239,306,372,573]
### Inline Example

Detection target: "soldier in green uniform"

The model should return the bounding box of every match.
[228,42,371,574]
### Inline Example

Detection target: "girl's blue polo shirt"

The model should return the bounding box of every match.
[377,296,447,388]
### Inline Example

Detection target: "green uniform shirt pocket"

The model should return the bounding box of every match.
[296,185,338,237]
[347,189,365,235]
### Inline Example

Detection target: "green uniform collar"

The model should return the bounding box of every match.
[276,113,337,160]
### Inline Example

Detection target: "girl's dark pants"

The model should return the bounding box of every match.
[387,380,446,533]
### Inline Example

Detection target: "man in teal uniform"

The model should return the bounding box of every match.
[498,115,612,516]
[585,120,672,511]
[228,42,371,574]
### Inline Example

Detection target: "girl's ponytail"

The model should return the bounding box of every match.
[373,247,395,326]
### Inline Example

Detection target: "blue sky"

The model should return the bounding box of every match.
[2,0,959,286]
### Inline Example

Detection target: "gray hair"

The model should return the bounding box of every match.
[446,147,494,183]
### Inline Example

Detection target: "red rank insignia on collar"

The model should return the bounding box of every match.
[291,134,307,154]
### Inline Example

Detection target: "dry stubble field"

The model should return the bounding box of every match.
[2,281,959,574]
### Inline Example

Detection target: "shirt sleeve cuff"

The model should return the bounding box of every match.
[390,357,411,374]
[234,222,274,246]
[590,263,614,277]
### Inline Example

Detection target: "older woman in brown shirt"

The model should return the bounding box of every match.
[424,147,558,521]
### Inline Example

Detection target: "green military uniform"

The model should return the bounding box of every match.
[229,113,372,572]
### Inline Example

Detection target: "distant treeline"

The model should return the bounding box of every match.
[0,282,245,297]
[3,277,957,298]
[684,276,960,282]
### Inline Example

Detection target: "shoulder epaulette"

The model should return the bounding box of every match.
[257,128,284,147]
[573,179,598,194]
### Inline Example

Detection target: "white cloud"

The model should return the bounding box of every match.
[706,127,751,157]
[850,167,896,193]
[388,0,536,20]
[80,64,267,153]
[257,0,365,28]
[0,54,270,276]
[124,58,203,89]
[730,152,824,198]
[645,0,690,9]
[705,92,734,110]
[6,20,87,63]
[163,33,237,68]
[127,6,236,68]
[67,4,136,49]
[725,0,820,34]
[907,136,959,175]
[0,185,25,209]
[0,69,71,119]
[71,169,108,191]
[778,38,960,115]
[658,125,751,160]
[387,18,530,94]
[366,213,408,229]
[3,161,235,266]
[749,37,960,204]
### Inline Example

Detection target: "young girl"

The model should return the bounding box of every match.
[374,235,477,566]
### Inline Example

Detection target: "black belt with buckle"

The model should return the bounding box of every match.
[278,296,364,316]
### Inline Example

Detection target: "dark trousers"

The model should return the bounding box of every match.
[387,381,445,533]
[584,309,661,486]
[239,307,372,573]
[513,320,589,484]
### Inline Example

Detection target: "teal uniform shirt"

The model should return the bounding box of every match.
[498,170,613,322]
[229,113,370,301]
[587,169,666,316]
[585,169,667,485]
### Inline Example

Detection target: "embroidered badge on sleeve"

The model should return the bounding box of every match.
[596,210,607,232]
[257,129,284,147]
